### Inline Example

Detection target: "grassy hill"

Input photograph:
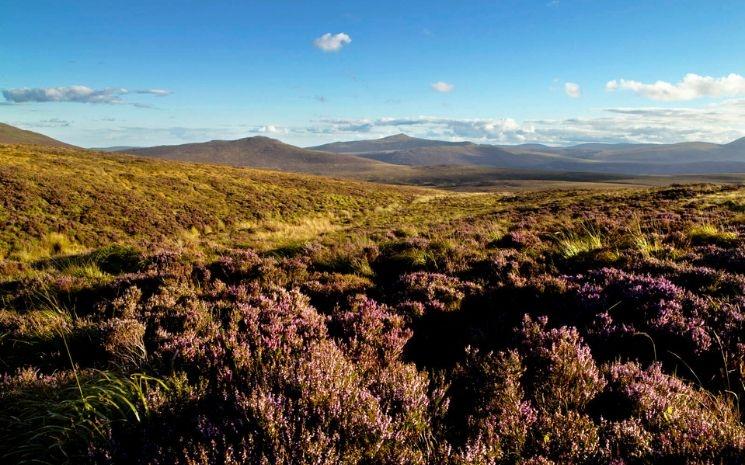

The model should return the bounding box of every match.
[0,144,430,260]
[1,143,745,464]
[124,135,393,175]
[0,122,76,148]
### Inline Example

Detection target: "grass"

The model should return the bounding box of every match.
[687,223,738,245]
[0,144,429,260]
[556,227,604,259]
[0,370,167,464]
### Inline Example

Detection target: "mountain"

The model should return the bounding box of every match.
[122,136,392,175]
[355,144,575,168]
[92,146,142,152]
[0,123,76,148]
[310,133,473,154]
[312,134,745,175]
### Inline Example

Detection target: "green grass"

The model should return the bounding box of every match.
[556,227,604,259]
[0,144,430,260]
[687,223,738,245]
[0,370,168,464]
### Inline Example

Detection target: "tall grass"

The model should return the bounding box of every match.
[0,370,167,464]
[555,224,604,258]
[0,281,167,464]
[687,223,738,245]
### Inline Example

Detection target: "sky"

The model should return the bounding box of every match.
[2,0,745,148]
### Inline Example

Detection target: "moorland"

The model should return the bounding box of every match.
[1,132,745,464]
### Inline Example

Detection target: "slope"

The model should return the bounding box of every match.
[0,144,426,259]
[124,136,393,175]
[0,122,77,148]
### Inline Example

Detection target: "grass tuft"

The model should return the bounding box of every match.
[687,224,738,245]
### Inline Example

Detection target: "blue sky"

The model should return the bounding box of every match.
[2,0,745,147]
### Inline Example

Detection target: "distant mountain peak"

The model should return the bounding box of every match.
[232,135,281,143]
[381,133,414,141]
[726,136,745,148]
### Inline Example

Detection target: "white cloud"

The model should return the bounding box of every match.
[606,73,745,101]
[564,82,581,98]
[431,81,454,93]
[136,89,172,96]
[313,33,351,52]
[300,99,745,145]
[2,85,173,104]
[65,99,745,148]
[258,125,288,135]
[3,86,127,104]
[18,118,72,128]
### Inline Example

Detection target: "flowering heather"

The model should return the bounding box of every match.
[1,154,744,465]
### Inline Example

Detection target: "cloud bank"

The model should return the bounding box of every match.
[313,33,351,52]
[606,73,745,101]
[296,99,745,145]
[71,99,745,148]
[2,86,173,104]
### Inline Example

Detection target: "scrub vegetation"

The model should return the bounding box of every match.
[2,144,745,464]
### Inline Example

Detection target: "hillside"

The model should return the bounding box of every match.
[311,133,471,153]
[123,136,392,175]
[1,143,745,464]
[0,122,76,148]
[311,134,745,174]
[0,144,425,259]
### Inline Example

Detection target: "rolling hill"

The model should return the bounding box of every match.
[0,122,77,148]
[123,136,391,175]
[311,134,745,174]
[311,133,472,153]
[0,143,425,257]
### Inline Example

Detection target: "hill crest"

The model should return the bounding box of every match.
[0,123,77,148]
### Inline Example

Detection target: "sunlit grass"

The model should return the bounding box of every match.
[556,225,604,259]
[687,223,738,245]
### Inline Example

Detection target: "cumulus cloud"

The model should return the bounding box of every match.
[257,125,288,135]
[431,81,454,93]
[313,33,351,52]
[71,99,745,147]
[606,73,745,101]
[309,116,530,142]
[564,82,581,98]
[2,85,173,104]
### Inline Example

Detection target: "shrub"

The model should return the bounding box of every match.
[519,316,606,411]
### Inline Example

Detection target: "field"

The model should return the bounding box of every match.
[2,144,745,464]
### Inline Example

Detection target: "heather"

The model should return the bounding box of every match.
[2,146,745,464]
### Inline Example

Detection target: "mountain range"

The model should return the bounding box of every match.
[2,122,745,177]
[311,133,745,174]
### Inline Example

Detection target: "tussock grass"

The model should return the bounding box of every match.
[555,225,604,259]
[628,219,664,257]
[245,215,342,250]
[0,369,167,465]
[12,232,86,262]
[687,224,738,245]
